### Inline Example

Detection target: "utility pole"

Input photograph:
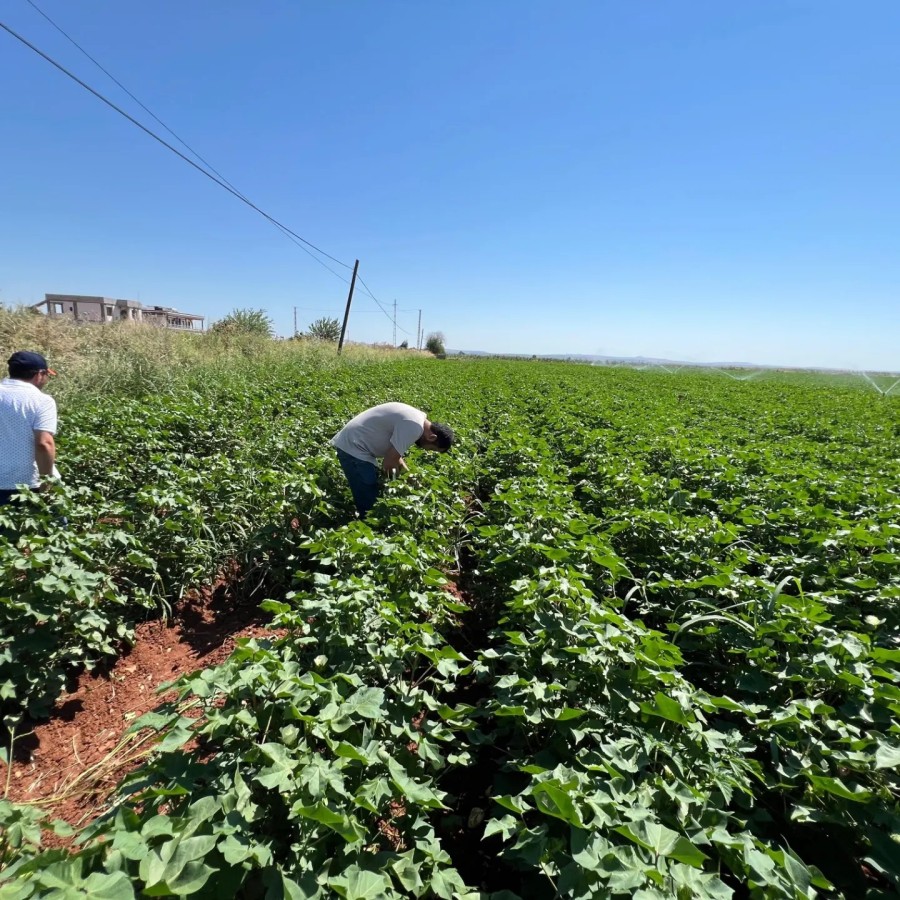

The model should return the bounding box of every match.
[337,259,359,354]
[293,306,297,337]
[392,299,397,346]
[417,309,422,350]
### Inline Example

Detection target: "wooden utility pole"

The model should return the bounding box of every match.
[393,299,397,346]
[337,260,359,354]
[293,306,297,337]
[417,309,422,349]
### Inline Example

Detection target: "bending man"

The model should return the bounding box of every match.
[331,402,454,517]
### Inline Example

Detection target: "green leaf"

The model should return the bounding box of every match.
[155,725,194,753]
[494,794,528,815]
[806,774,873,802]
[139,815,175,840]
[110,829,149,861]
[874,742,900,770]
[167,860,217,895]
[80,871,137,900]
[392,854,424,892]
[386,757,445,808]
[668,836,709,868]
[640,692,692,726]
[333,741,375,764]
[255,742,297,790]
[219,833,254,865]
[483,815,519,841]
[531,782,583,827]
[667,863,732,899]
[340,686,385,720]
[299,755,344,799]
[613,819,706,867]
[430,867,467,900]
[332,866,391,899]
[570,827,608,870]
[293,803,362,843]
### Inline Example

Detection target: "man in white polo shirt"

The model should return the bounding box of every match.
[0,350,58,505]
[331,402,454,516]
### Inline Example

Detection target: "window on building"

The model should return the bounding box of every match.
[105,306,113,317]
[50,302,64,314]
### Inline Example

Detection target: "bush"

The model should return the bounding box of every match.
[425,331,445,355]
[211,308,273,338]
[304,317,341,342]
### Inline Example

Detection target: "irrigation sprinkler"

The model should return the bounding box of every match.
[858,371,900,396]
[713,368,763,382]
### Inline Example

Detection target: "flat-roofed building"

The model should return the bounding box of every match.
[34,294,205,330]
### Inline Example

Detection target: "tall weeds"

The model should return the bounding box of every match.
[0,306,416,403]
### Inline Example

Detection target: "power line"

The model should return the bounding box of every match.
[294,306,388,314]
[24,0,231,185]
[355,275,413,336]
[1,18,352,280]
[3,14,426,340]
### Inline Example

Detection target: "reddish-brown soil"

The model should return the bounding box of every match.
[1,578,282,833]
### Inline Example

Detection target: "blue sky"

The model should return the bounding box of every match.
[2,1,898,370]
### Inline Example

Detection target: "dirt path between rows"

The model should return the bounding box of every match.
[1,579,280,833]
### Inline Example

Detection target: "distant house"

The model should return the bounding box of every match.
[33,294,205,331]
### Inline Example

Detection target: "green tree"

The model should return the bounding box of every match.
[425,331,446,355]
[304,316,341,342]
[211,308,274,337]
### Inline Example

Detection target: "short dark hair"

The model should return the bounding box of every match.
[431,422,455,450]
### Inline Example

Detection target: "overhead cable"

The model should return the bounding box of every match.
[355,275,413,335]
[1,18,352,279]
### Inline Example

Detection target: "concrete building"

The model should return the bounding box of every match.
[33,294,205,330]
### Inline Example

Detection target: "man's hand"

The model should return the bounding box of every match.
[382,446,408,476]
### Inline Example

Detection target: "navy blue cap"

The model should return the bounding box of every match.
[8,350,56,375]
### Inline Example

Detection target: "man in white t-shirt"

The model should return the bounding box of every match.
[0,350,58,505]
[330,402,454,516]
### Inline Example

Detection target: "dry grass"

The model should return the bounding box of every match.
[0,306,421,403]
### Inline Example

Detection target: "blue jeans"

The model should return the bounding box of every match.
[336,449,379,517]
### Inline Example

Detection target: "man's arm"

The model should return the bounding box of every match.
[382,445,408,476]
[382,418,425,475]
[34,430,56,484]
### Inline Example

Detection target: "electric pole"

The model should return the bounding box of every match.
[417,309,422,350]
[393,299,397,346]
[337,259,360,354]
[293,306,297,337]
